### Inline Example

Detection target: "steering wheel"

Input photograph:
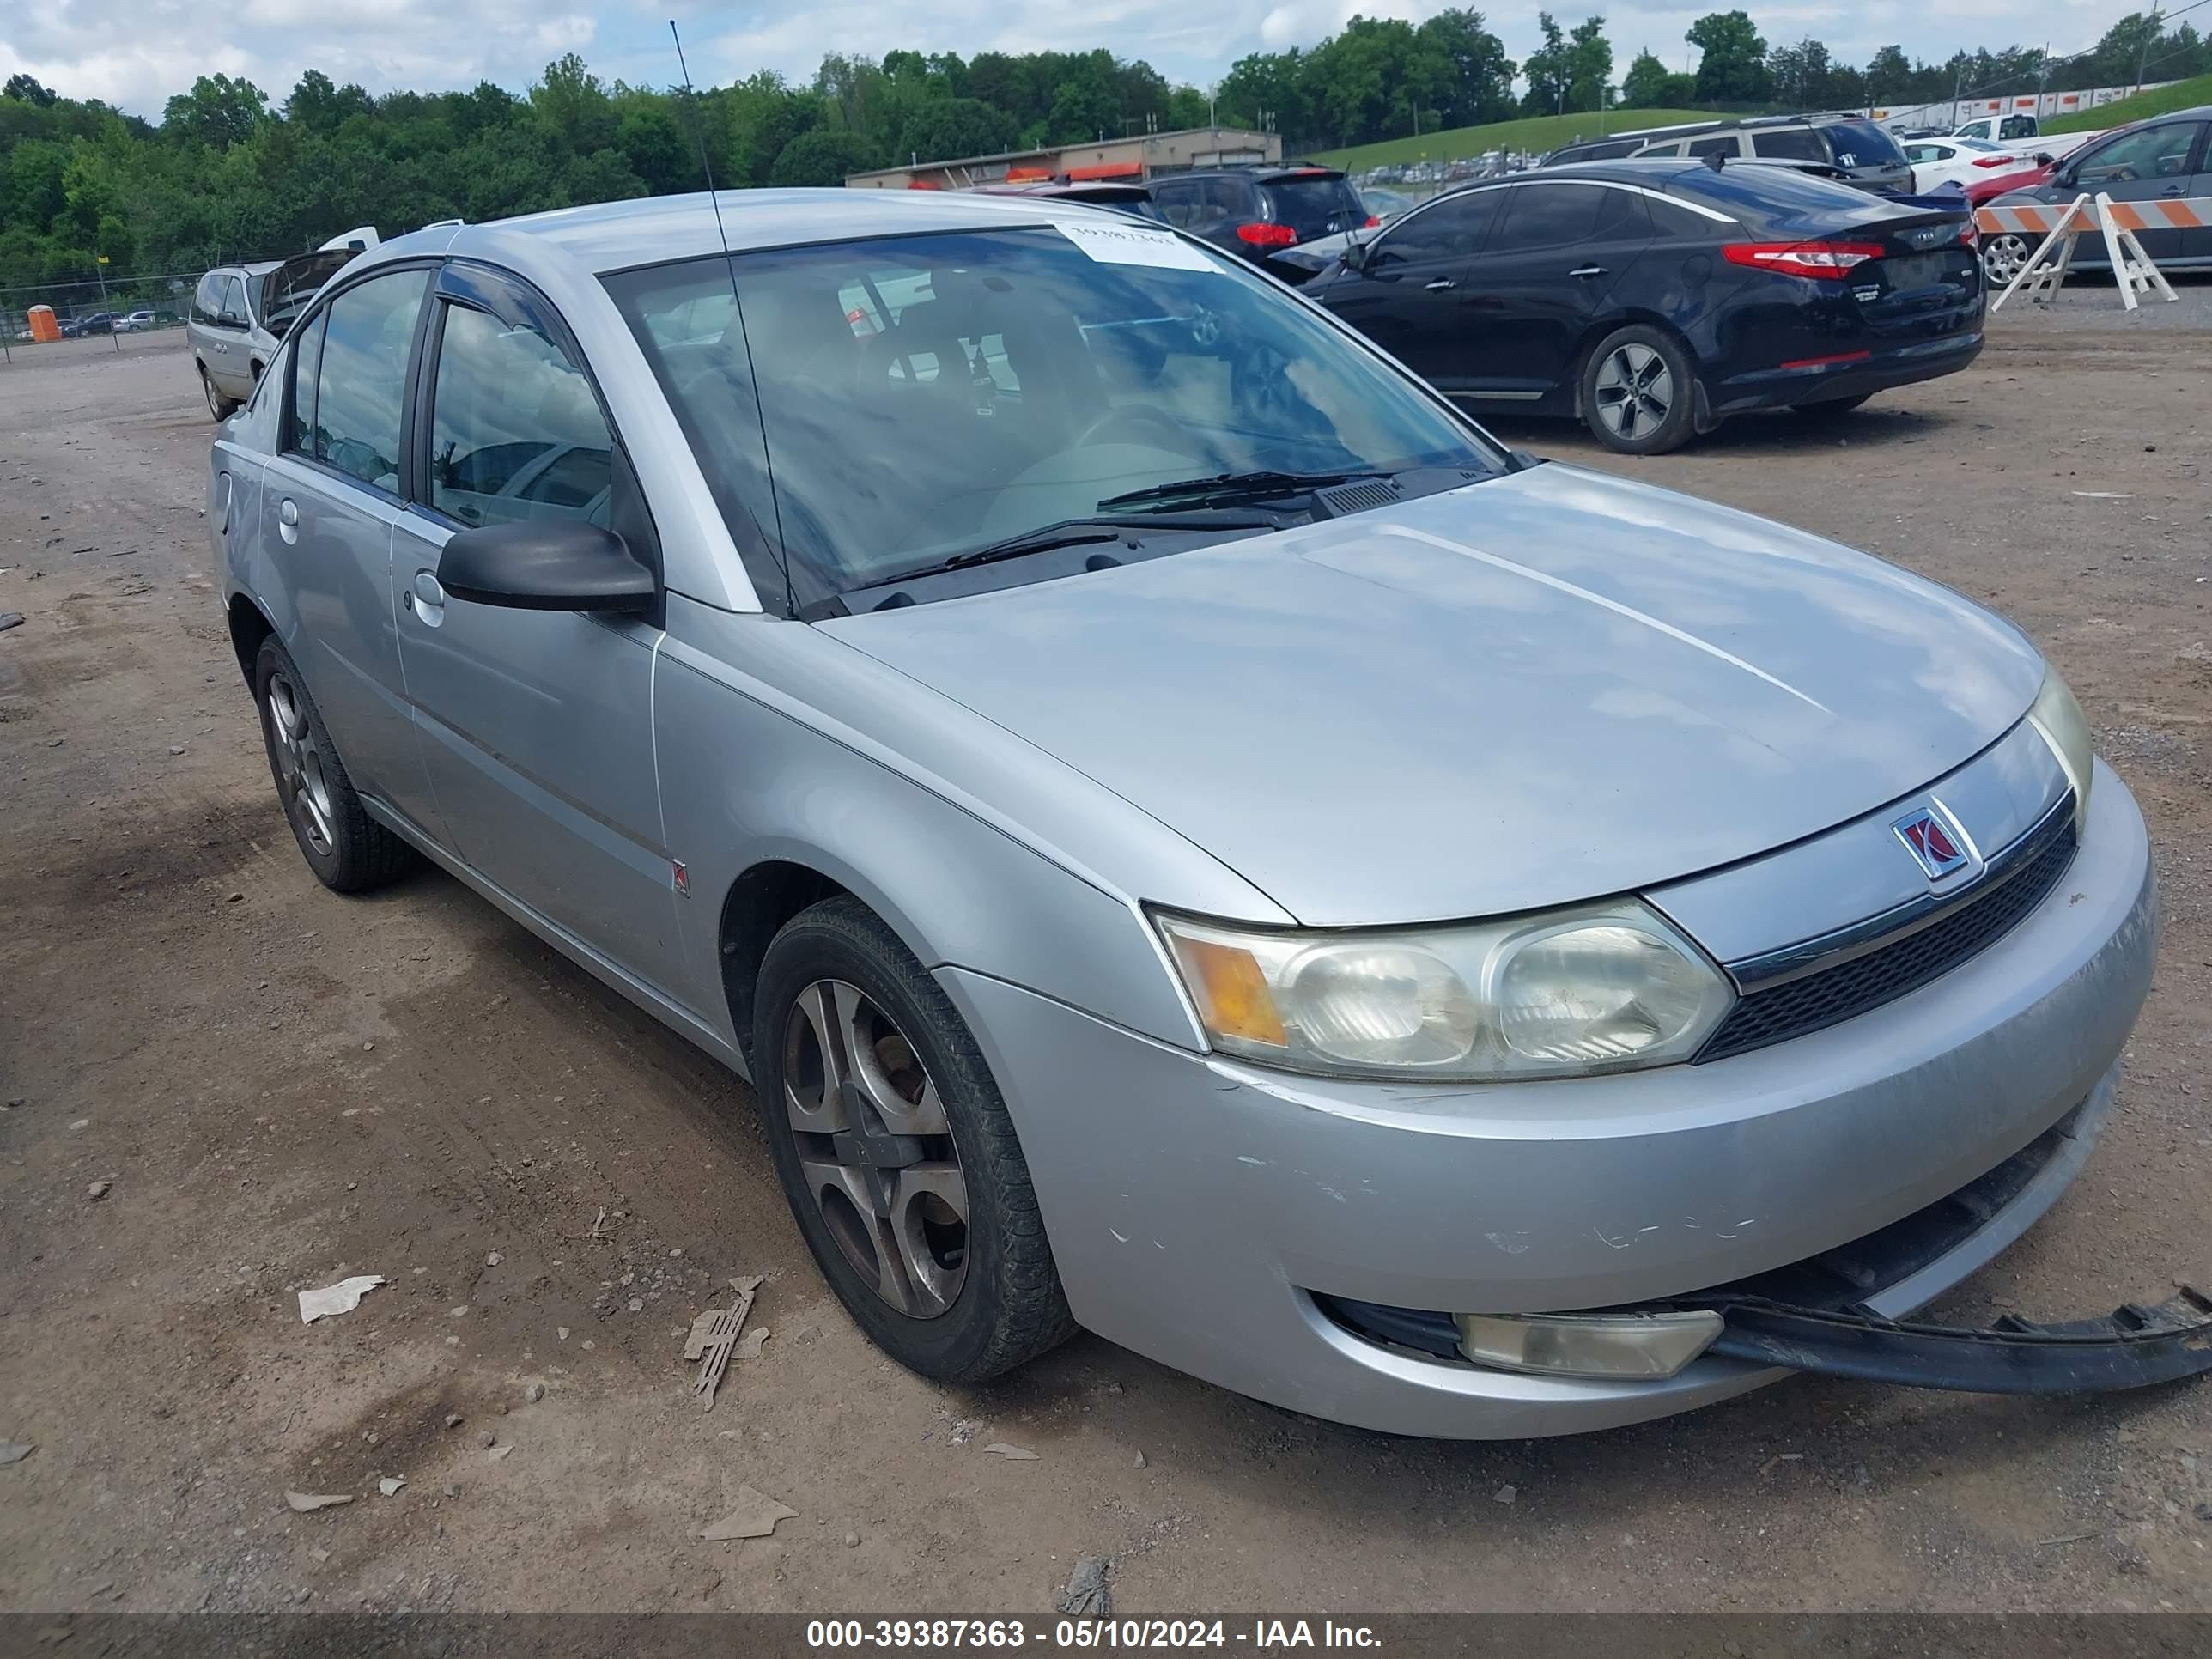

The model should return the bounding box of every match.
[1078,404,1193,453]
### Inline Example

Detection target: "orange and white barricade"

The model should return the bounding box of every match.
[1975,192,2187,313]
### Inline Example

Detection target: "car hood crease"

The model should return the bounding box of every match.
[822,464,2045,927]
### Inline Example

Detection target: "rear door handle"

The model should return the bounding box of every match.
[1424,278,1457,290]
[1570,265,1608,278]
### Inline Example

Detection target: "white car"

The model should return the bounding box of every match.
[1903,137,2041,193]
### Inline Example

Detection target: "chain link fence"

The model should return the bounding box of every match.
[1,269,204,366]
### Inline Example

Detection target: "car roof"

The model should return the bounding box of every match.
[362,188,1169,281]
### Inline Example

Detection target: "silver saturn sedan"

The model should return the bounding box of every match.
[210,190,2204,1438]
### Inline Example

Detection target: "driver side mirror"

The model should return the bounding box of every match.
[1341,240,1370,272]
[438,520,656,615]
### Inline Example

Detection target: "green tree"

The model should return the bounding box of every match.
[532,53,617,154]
[1567,17,1613,111]
[769,127,872,186]
[897,98,1014,165]
[1521,14,1572,114]
[1417,9,1516,126]
[5,74,58,106]
[1685,10,1770,104]
[162,74,269,150]
[1620,50,1672,106]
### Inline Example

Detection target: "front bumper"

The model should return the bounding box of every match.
[943,762,2157,1437]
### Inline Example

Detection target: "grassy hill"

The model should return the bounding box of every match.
[1310,109,1722,172]
[2044,73,2212,133]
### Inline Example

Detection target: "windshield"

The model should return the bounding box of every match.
[606,224,1499,602]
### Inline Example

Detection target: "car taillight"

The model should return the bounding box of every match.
[1362,215,1382,228]
[1237,222,1299,248]
[1971,156,2014,168]
[1722,240,1884,279]
[1958,218,1978,246]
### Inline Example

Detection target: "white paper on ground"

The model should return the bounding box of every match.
[1055,220,1219,272]
[298,1274,388,1324]
[699,1486,797,1540]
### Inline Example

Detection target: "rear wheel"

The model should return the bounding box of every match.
[1580,325,1697,455]
[201,364,239,421]
[1791,393,1872,422]
[253,637,415,892]
[753,896,1074,1382]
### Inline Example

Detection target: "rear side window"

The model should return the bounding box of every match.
[1371,188,1503,267]
[1637,140,1685,158]
[309,270,428,492]
[1821,121,1905,167]
[1589,186,1652,240]
[1151,179,1200,228]
[428,304,614,529]
[1753,128,1826,162]
[1491,184,1602,252]
[1687,135,1739,159]
[286,311,326,454]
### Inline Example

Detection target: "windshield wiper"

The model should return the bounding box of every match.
[853,512,1275,592]
[1097,468,1387,511]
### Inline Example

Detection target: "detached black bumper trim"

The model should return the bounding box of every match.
[1692,1289,2212,1395]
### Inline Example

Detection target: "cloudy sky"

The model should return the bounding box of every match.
[2,1,2132,121]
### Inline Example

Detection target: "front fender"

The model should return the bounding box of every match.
[653,597,1275,1061]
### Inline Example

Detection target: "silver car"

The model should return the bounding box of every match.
[189,249,354,418]
[210,191,2202,1438]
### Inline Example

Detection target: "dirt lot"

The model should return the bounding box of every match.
[2,301,2209,1617]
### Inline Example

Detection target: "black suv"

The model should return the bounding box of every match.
[1149,166,1370,262]
[1553,115,1916,194]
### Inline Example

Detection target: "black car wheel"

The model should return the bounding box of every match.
[202,365,240,421]
[1580,325,1697,455]
[252,636,416,891]
[1791,393,1872,422]
[753,896,1075,1382]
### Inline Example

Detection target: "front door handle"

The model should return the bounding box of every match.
[1570,264,1608,278]
[2160,184,2185,197]
[408,568,446,628]
[1424,278,1457,290]
[277,497,298,544]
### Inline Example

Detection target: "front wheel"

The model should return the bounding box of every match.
[753,896,1074,1382]
[201,364,239,421]
[1580,325,1697,455]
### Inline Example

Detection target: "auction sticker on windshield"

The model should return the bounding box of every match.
[1056,220,1221,271]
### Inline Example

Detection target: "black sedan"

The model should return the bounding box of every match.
[1288,158,1983,454]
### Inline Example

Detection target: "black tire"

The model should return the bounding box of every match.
[252,636,416,892]
[1579,324,1698,455]
[201,363,239,421]
[753,896,1075,1382]
[1791,393,1872,421]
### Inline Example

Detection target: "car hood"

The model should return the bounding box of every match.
[822,464,2045,926]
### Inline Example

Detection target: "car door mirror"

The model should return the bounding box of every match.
[217,310,244,328]
[437,520,656,615]
[1341,240,1369,272]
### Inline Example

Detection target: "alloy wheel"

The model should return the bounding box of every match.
[264,669,336,857]
[1982,233,2032,289]
[1594,343,1672,440]
[781,979,969,1319]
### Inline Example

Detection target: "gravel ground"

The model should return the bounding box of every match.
[2,322,2209,1617]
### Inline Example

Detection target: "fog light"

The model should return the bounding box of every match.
[1455,1310,1724,1380]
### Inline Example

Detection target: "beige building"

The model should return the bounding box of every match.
[845,127,1282,191]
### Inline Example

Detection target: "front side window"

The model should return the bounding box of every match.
[218,276,247,325]
[428,305,613,528]
[608,226,1501,602]
[1370,188,1502,269]
[310,269,428,492]
[2076,123,2203,185]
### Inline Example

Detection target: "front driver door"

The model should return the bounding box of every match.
[2064,120,2208,266]
[390,264,687,1000]
[1458,182,1653,405]
[1318,185,1504,392]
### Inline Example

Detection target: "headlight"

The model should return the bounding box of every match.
[1154,900,1734,1082]
[2025,666,2093,837]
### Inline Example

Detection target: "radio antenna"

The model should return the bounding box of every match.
[667,17,797,617]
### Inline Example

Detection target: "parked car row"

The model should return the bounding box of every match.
[209,183,2201,1440]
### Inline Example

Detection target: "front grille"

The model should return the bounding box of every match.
[1696,818,2078,1063]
